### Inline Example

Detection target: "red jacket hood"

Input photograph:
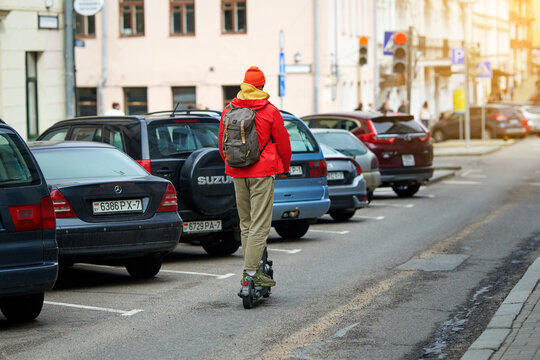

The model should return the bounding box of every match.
[231,98,269,111]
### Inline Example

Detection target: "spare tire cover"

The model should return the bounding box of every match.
[179,148,235,216]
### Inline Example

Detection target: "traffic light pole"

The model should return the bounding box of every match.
[406,25,413,114]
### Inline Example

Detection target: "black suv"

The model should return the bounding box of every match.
[37,110,240,256]
[432,105,527,142]
[0,119,58,321]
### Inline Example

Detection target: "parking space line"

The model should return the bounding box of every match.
[269,248,302,254]
[309,229,350,234]
[443,180,483,185]
[355,215,385,220]
[44,301,143,316]
[369,203,414,208]
[159,269,235,279]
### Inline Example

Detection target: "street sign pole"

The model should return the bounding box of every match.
[279,30,285,110]
[406,26,413,114]
[463,3,471,148]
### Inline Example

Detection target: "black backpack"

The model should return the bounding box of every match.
[222,104,270,168]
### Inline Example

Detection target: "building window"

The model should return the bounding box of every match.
[223,85,239,108]
[75,14,95,37]
[124,87,148,115]
[172,87,196,109]
[77,88,97,116]
[222,0,246,34]
[120,0,144,36]
[26,52,39,140]
[171,0,195,35]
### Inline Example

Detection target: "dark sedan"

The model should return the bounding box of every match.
[28,141,182,278]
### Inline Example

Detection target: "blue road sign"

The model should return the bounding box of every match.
[279,51,286,74]
[74,39,86,47]
[451,47,465,65]
[476,61,492,78]
[383,31,394,55]
[279,51,286,97]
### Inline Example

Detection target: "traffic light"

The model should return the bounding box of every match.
[392,31,408,74]
[359,36,368,66]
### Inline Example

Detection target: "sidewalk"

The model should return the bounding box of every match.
[461,257,540,360]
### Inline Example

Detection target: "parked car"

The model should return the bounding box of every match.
[302,112,433,197]
[272,112,330,238]
[0,119,58,321]
[311,128,381,202]
[318,143,368,221]
[431,105,528,142]
[37,110,240,256]
[28,141,182,278]
[496,101,540,135]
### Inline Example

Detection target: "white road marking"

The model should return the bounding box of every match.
[461,169,485,178]
[268,248,302,254]
[44,301,143,316]
[529,182,540,186]
[370,203,415,208]
[355,215,385,220]
[443,180,483,185]
[426,194,436,198]
[309,229,350,234]
[160,269,235,279]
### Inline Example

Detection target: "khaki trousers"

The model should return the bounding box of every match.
[233,176,274,271]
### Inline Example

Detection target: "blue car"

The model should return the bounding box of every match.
[272,112,330,239]
[0,120,58,321]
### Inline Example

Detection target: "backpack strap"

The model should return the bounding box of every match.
[224,117,230,142]
[240,119,246,144]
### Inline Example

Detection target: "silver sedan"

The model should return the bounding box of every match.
[312,128,382,202]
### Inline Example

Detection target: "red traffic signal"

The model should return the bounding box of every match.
[394,32,408,46]
[359,36,368,46]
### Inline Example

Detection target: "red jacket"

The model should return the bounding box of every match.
[219,85,291,178]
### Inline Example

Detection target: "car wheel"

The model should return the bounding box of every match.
[367,191,374,203]
[201,230,241,256]
[0,293,44,321]
[392,183,421,198]
[432,129,445,143]
[329,209,356,221]
[274,220,310,239]
[125,255,163,279]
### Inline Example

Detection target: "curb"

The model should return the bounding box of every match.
[460,256,540,360]
[427,169,458,185]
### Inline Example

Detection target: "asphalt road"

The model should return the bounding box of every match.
[1,137,540,360]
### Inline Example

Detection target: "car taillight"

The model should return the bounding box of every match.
[41,196,56,230]
[9,204,41,232]
[157,184,178,212]
[419,132,431,142]
[351,159,362,175]
[520,117,530,132]
[491,114,507,121]
[308,160,327,178]
[370,156,379,169]
[50,189,77,218]
[358,133,396,144]
[137,160,152,173]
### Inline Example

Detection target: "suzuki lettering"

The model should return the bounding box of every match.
[197,175,234,185]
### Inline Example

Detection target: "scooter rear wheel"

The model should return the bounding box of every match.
[242,292,253,309]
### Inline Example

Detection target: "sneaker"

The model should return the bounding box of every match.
[252,269,276,287]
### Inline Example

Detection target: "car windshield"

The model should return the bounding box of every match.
[524,106,540,115]
[284,119,318,153]
[32,147,148,180]
[371,116,426,135]
[0,130,40,187]
[148,121,219,159]
[313,132,367,156]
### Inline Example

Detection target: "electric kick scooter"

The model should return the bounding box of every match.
[238,247,273,309]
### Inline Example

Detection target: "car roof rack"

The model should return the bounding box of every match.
[144,109,222,118]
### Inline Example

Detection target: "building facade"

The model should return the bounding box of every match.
[0,0,66,139]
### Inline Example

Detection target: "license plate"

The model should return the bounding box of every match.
[327,171,344,180]
[93,199,142,214]
[289,165,303,176]
[183,220,222,233]
[402,154,415,167]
